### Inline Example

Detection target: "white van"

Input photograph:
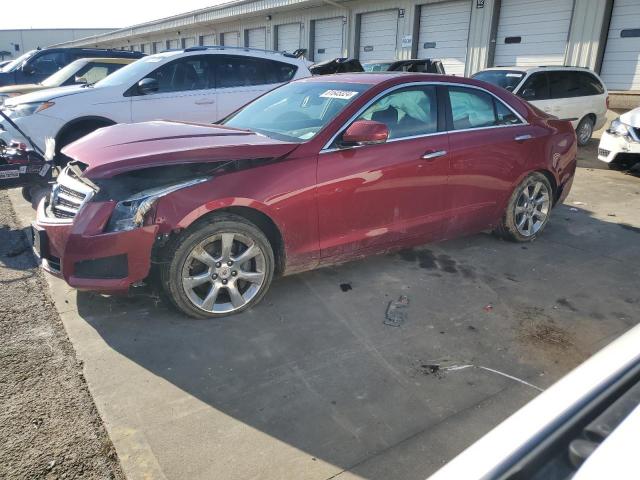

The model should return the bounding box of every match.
[472,66,608,146]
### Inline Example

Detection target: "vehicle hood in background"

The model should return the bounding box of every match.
[3,84,90,105]
[620,108,640,128]
[62,121,301,179]
[0,83,45,95]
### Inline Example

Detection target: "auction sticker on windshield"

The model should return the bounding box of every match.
[320,90,359,100]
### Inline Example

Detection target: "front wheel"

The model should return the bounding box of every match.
[496,172,553,242]
[161,213,275,319]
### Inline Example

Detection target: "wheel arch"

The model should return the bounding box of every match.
[179,203,287,276]
[55,115,116,148]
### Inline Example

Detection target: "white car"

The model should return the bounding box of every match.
[598,108,640,170]
[0,47,310,163]
[472,66,608,146]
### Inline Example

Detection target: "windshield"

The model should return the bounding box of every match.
[363,62,394,72]
[472,70,526,92]
[40,59,86,87]
[95,52,176,88]
[223,81,372,142]
[0,50,37,73]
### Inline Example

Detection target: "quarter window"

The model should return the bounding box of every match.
[355,86,438,140]
[448,87,522,130]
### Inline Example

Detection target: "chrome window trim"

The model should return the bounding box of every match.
[320,81,528,154]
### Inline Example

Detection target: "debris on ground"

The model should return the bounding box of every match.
[484,304,493,313]
[339,283,352,292]
[419,364,444,378]
[384,295,409,327]
[569,207,579,212]
[0,191,124,480]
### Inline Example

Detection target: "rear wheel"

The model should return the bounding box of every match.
[160,213,275,319]
[496,172,553,242]
[576,116,594,146]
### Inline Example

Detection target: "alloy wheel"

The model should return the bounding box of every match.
[514,180,551,237]
[578,120,593,145]
[181,232,266,314]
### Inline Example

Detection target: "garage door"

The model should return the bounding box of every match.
[494,0,573,67]
[200,34,216,46]
[313,17,344,61]
[182,37,196,48]
[221,31,239,47]
[247,27,267,49]
[418,0,471,76]
[276,23,301,53]
[600,0,640,91]
[358,10,398,61]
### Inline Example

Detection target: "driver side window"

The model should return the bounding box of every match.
[355,86,438,140]
[29,52,67,76]
[144,56,212,94]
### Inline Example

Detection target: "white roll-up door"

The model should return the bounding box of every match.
[600,0,640,91]
[358,10,398,61]
[247,27,267,49]
[494,0,573,67]
[418,0,471,76]
[221,32,239,47]
[182,37,196,48]
[167,39,179,49]
[313,17,344,62]
[277,23,301,53]
[200,34,216,46]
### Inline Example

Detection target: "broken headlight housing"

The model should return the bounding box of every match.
[607,118,632,138]
[105,177,208,232]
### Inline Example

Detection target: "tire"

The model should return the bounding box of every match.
[21,185,32,203]
[576,116,594,147]
[160,213,275,319]
[496,172,553,243]
[55,123,111,166]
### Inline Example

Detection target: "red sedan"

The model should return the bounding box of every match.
[33,73,577,318]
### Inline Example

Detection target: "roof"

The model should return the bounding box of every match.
[481,65,595,73]
[299,71,482,86]
[75,57,137,64]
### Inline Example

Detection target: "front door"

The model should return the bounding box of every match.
[317,84,449,261]
[444,85,533,238]
[130,54,217,124]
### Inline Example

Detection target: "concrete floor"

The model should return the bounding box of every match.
[7,134,640,480]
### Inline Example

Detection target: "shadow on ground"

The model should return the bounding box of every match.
[73,201,640,479]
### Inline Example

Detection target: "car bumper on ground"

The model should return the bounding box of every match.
[597,130,640,164]
[33,198,158,293]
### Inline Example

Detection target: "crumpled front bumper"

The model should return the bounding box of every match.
[34,198,159,293]
[598,131,640,164]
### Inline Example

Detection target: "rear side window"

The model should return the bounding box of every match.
[216,56,297,88]
[518,73,550,101]
[576,71,605,96]
[448,87,522,130]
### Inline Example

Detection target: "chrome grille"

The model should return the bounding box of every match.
[47,166,95,221]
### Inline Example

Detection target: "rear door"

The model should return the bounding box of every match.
[317,84,450,260]
[130,54,217,123]
[214,55,297,119]
[444,85,532,238]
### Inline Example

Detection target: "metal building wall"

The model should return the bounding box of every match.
[565,0,612,71]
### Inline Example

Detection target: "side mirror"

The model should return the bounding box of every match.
[137,77,159,95]
[22,64,36,75]
[519,88,536,100]
[342,120,389,145]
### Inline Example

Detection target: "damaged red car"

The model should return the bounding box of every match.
[33,73,577,318]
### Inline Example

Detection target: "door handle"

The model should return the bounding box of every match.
[514,134,533,142]
[195,99,215,105]
[421,150,447,160]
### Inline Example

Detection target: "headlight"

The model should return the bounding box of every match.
[105,177,208,232]
[5,101,55,119]
[607,118,631,137]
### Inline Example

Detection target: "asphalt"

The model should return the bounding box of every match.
[7,126,640,480]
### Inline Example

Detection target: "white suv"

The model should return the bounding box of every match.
[472,66,608,146]
[0,47,310,162]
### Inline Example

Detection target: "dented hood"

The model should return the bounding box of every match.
[62,120,300,179]
[620,107,640,129]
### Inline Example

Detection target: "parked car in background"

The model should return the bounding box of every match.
[598,108,640,170]
[0,46,310,162]
[472,67,608,146]
[428,322,640,480]
[0,48,144,87]
[0,60,11,69]
[309,57,364,75]
[33,73,576,318]
[0,57,138,106]
[363,59,445,74]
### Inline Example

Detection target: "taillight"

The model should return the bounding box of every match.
[606,95,610,109]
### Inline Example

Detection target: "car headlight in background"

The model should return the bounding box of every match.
[607,118,631,138]
[105,177,209,232]
[4,101,55,119]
